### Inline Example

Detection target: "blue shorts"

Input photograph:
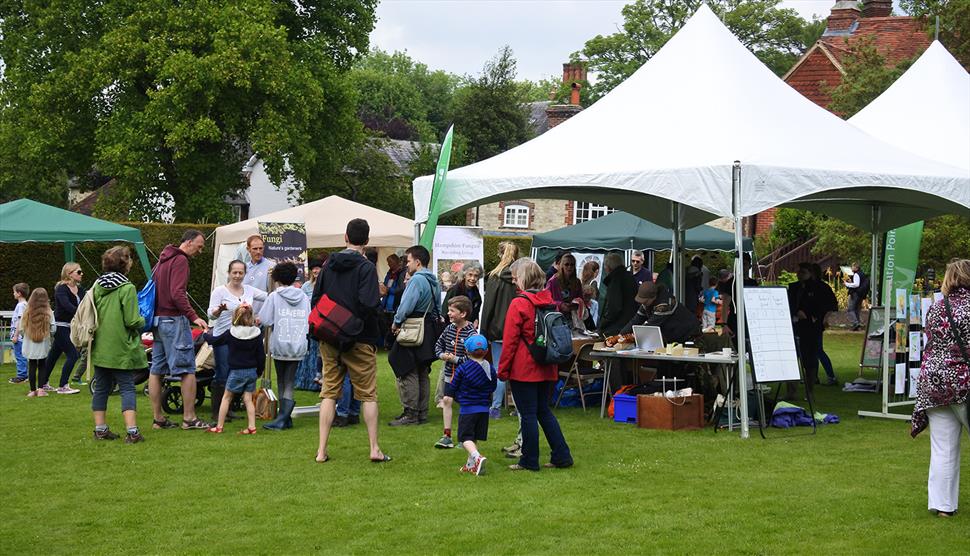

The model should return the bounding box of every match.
[150,316,196,376]
[226,368,258,394]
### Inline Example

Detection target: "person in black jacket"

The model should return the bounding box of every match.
[441,261,484,326]
[620,282,702,344]
[44,263,86,394]
[311,219,389,463]
[598,252,638,337]
[787,262,832,402]
[204,305,264,434]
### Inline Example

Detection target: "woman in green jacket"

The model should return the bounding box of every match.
[90,246,147,444]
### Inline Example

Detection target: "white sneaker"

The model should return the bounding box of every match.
[473,455,487,476]
[56,386,80,395]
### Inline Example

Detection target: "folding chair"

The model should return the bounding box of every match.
[555,343,604,411]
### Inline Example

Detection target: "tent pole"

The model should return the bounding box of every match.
[414,223,421,244]
[671,203,682,300]
[733,161,749,439]
[64,242,75,263]
[134,242,152,278]
[870,206,881,306]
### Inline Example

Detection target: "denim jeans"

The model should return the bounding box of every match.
[212,343,230,386]
[13,341,27,379]
[45,326,80,387]
[817,330,835,381]
[490,341,506,410]
[91,367,136,412]
[509,380,573,470]
[336,373,360,417]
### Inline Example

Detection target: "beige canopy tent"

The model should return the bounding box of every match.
[211,195,414,288]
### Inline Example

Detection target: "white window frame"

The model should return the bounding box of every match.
[503,204,530,228]
[573,201,615,224]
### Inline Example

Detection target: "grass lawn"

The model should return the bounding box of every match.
[1,332,966,554]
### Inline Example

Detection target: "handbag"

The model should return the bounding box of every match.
[942,297,970,421]
[254,371,278,420]
[396,275,439,347]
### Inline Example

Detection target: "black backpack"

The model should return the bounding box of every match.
[517,294,574,365]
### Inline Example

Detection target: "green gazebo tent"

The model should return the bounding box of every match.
[0,199,151,273]
[532,211,752,268]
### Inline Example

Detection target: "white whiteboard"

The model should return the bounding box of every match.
[743,287,802,382]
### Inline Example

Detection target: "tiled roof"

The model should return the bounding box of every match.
[528,101,551,135]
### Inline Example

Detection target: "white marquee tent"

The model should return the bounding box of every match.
[211,195,414,288]
[412,5,970,437]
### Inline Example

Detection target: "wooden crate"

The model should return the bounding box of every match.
[636,394,704,431]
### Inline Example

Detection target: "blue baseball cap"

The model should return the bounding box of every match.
[464,334,488,353]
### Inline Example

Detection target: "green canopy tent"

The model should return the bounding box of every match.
[531,211,753,269]
[0,199,152,274]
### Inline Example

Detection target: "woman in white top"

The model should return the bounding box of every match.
[207,259,266,420]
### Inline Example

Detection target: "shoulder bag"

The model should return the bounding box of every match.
[396,275,439,347]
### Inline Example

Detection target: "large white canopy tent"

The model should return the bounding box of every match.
[211,195,414,288]
[412,5,970,438]
[844,40,970,303]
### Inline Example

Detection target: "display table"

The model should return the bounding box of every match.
[589,349,738,418]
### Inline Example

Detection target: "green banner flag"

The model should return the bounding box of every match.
[882,220,924,307]
[419,125,454,250]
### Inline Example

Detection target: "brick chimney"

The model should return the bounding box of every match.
[547,62,586,128]
[861,0,892,17]
[826,1,861,33]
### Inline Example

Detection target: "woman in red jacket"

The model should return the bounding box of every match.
[499,258,573,471]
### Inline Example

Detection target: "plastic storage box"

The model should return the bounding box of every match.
[613,393,638,424]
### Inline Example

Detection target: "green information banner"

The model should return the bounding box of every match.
[419,125,455,250]
[881,220,924,306]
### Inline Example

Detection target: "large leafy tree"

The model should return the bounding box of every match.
[350,49,460,142]
[826,35,915,118]
[902,0,970,68]
[0,0,376,222]
[452,46,531,164]
[575,0,823,102]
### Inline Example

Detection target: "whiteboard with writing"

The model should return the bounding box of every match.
[743,287,802,383]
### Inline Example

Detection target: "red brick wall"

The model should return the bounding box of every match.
[786,48,843,109]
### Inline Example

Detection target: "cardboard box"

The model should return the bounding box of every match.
[637,394,704,431]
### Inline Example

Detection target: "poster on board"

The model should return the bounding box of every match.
[743,287,801,383]
[258,221,308,283]
[432,226,484,295]
[572,252,605,290]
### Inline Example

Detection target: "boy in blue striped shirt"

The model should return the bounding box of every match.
[433,296,477,449]
[446,334,497,475]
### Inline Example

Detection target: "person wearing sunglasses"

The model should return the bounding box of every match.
[43,263,85,394]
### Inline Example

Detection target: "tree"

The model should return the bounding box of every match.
[575,0,822,102]
[825,35,915,118]
[0,0,377,222]
[902,0,970,68]
[350,49,460,142]
[452,46,531,164]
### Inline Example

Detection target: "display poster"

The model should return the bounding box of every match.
[258,221,308,283]
[921,298,933,327]
[432,226,484,295]
[894,363,907,394]
[908,331,921,362]
[895,322,908,353]
[909,295,921,325]
[909,368,919,399]
[895,288,907,320]
[572,252,606,291]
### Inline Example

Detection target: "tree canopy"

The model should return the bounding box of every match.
[0,0,377,222]
[825,35,915,118]
[574,0,824,102]
[902,0,970,68]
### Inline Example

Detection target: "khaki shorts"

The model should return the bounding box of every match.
[319,342,378,403]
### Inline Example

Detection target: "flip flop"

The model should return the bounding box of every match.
[315,454,330,463]
[370,453,392,463]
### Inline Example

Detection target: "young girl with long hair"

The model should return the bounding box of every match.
[204,305,265,434]
[19,288,56,397]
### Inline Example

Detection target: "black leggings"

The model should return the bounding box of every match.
[28,359,45,391]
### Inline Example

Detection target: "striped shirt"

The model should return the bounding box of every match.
[434,322,477,379]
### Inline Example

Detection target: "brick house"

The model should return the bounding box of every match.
[465,63,618,235]
[748,0,932,237]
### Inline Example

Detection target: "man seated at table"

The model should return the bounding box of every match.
[621,282,701,345]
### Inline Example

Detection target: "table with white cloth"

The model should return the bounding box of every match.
[589,349,739,419]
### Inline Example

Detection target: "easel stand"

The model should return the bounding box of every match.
[857,279,916,421]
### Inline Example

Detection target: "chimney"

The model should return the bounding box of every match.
[862,0,892,17]
[546,61,587,128]
[826,1,861,32]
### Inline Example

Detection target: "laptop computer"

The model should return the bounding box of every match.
[632,325,664,352]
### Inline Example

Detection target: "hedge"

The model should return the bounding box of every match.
[0,222,217,313]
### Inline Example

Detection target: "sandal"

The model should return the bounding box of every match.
[207,426,224,434]
[152,418,178,430]
[370,453,392,463]
[238,427,257,435]
[315,454,330,463]
[181,418,210,430]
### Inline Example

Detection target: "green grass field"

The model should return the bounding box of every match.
[1,332,966,554]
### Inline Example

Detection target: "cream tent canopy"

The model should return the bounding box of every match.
[412,5,969,232]
[211,195,414,288]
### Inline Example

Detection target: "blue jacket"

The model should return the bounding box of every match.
[450,358,497,414]
[394,269,440,325]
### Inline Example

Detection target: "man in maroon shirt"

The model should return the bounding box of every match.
[149,230,211,430]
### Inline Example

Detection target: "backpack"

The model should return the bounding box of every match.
[517,294,573,365]
[857,271,870,299]
[308,293,364,349]
[70,293,99,349]
[138,279,156,332]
